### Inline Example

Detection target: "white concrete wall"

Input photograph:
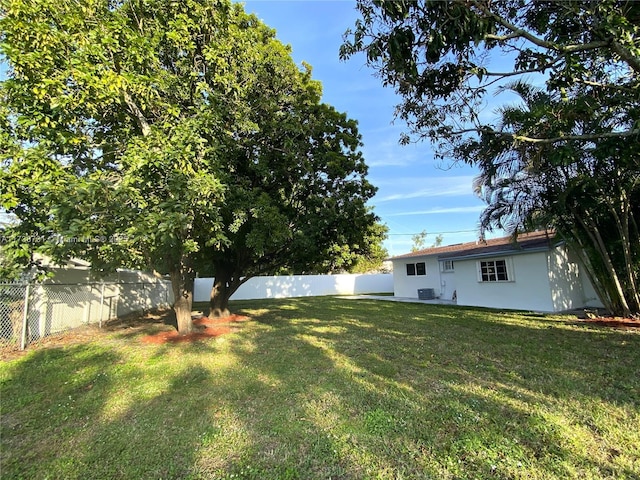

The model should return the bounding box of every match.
[194,273,393,302]
[581,273,605,308]
[390,245,605,312]
[390,257,442,298]
[547,247,587,311]
[454,251,556,312]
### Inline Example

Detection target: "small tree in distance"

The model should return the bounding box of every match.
[410,231,443,252]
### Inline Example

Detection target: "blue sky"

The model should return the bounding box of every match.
[242,0,503,256]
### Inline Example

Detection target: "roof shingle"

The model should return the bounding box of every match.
[390,230,556,261]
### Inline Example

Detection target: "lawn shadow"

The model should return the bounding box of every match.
[103,307,178,338]
[1,342,222,479]
[1,345,122,477]
[3,297,638,479]
[219,297,640,478]
[67,365,216,479]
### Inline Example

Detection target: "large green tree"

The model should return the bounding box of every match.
[1,0,379,332]
[196,62,379,317]
[0,0,239,332]
[342,0,639,316]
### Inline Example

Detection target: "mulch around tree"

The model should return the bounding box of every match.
[140,314,251,344]
[0,310,251,360]
[576,316,640,330]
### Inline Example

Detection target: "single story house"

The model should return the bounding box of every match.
[389,231,604,312]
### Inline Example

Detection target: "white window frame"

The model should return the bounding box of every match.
[441,260,454,272]
[477,258,513,282]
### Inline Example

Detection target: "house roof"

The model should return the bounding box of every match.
[390,230,557,262]
[32,254,91,269]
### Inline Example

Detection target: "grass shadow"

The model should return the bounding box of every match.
[2,297,638,479]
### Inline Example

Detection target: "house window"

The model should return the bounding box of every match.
[479,259,510,282]
[406,262,426,276]
[442,260,454,272]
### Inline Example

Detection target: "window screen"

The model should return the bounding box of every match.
[480,259,509,282]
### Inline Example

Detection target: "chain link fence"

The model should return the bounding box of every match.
[0,280,173,350]
[0,282,28,349]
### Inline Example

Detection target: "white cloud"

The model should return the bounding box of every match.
[385,206,485,217]
[366,155,413,168]
[372,175,476,202]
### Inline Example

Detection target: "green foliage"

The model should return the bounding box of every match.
[343,0,640,315]
[342,0,639,152]
[197,74,379,312]
[410,230,442,252]
[431,234,443,247]
[346,221,389,273]
[470,81,640,316]
[1,0,379,320]
[410,230,427,252]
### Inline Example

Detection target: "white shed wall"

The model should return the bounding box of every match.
[439,270,457,300]
[547,247,587,311]
[581,276,605,308]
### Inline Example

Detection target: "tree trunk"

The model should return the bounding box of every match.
[208,264,246,318]
[605,193,640,311]
[170,268,194,334]
[568,234,612,312]
[208,274,232,318]
[573,210,632,317]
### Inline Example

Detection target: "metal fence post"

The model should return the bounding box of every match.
[20,283,31,350]
[99,282,105,328]
[83,284,90,325]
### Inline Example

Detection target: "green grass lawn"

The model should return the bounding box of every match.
[1,297,639,479]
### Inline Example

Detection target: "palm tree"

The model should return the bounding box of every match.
[468,80,640,317]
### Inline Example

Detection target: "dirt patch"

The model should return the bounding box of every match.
[578,316,640,330]
[140,326,234,344]
[139,314,250,345]
[194,314,250,326]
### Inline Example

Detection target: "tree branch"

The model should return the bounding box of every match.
[121,90,151,137]
[485,32,521,42]
[509,128,640,144]
[611,41,640,74]
[450,128,640,144]
[510,129,640,144]
[482,57,563,79]
[574,78,638,92]
[473,1,612,55]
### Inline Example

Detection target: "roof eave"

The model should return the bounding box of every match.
[438,245,553,261]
